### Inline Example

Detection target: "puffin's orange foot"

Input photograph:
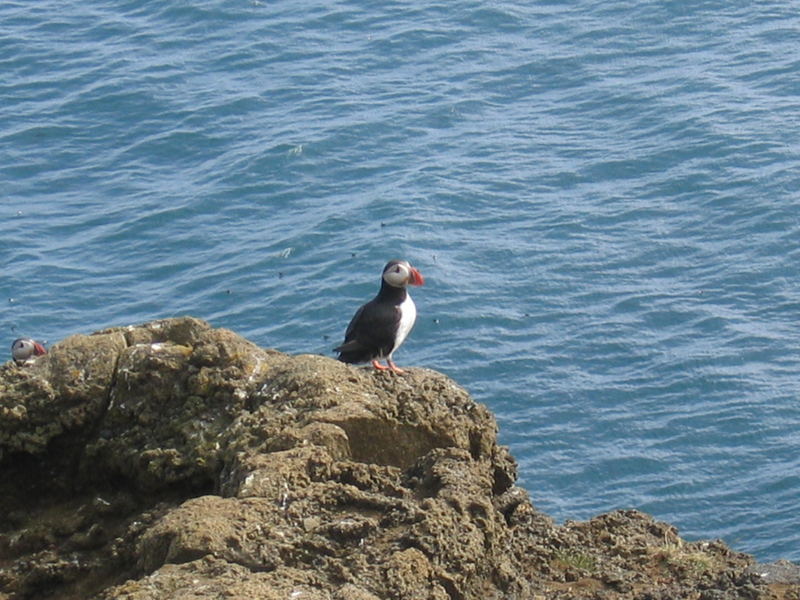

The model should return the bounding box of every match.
[372,359,406,374]
[387,359,405,374]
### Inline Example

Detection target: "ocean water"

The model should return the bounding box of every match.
[2,0,799,562]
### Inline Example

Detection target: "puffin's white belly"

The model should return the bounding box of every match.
[391,294,417,356]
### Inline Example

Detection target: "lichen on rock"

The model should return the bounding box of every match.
[0,317,794,599]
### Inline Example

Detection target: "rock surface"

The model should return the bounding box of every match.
[0,317,796,599]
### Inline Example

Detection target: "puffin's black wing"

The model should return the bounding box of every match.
[334,298,401,364]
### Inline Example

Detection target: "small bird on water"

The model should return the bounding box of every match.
[334,259,425,373]
[11,338,47,364]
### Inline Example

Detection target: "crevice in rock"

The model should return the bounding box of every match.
[70,342,129,492]
[437,574,465,600]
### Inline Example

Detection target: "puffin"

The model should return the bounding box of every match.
[11,338,47,364]
[334,259,425,373]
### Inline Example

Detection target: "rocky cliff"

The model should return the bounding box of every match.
[0,318,795,599]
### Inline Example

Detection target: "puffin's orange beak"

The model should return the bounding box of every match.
[409,267,424,286]
[33,342,47,356]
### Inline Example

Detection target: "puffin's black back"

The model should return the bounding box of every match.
[334,271,408,364]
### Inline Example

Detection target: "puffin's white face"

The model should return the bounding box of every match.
[11,338,35,361]
[382,260,425,288]
[11,338,46,362]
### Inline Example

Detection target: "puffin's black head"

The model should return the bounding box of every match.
[11,338,47,363]
[381,260,425,288]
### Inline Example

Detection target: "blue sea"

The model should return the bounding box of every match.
[2,0,799,562]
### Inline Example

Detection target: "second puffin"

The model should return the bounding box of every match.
[334,259,425,373]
